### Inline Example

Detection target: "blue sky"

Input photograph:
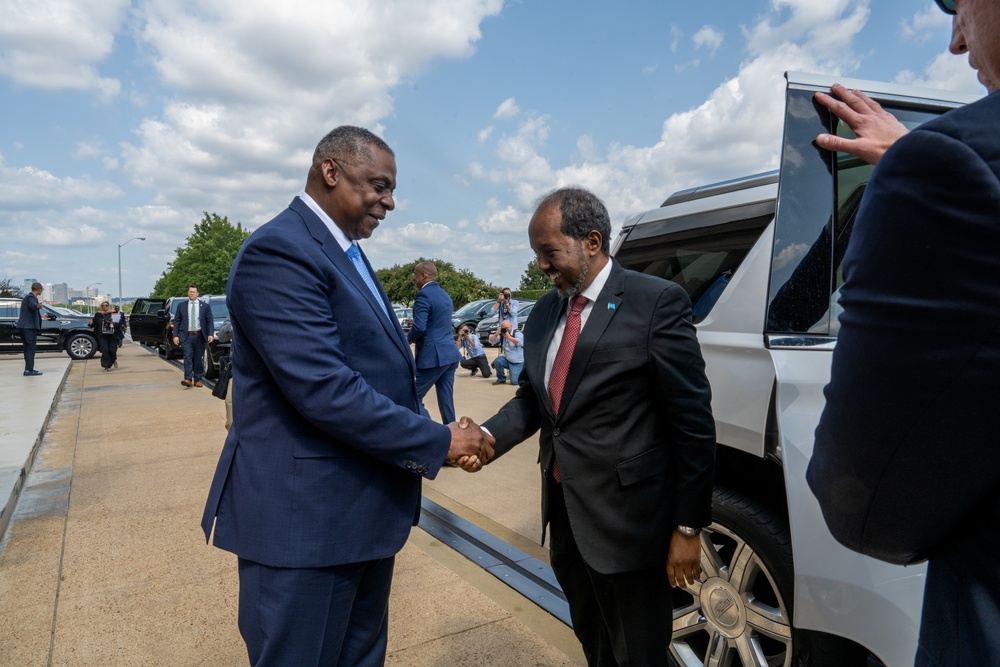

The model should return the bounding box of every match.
[0,0,981,300]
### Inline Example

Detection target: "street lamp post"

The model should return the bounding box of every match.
[85,282,102,314]
[118,237,146,309]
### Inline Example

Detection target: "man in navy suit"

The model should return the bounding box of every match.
[808,1,1000,664]
[16,282,48,376]
[469,188,715,666]
[172,284,214,387]
[407,261,462,423]
[201,126,492,667]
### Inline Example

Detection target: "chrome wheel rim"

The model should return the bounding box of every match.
[70,336,94,358]
[670,523,793,667]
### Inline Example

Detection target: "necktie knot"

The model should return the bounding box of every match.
[570,295,588,314]
[345,244,360,260]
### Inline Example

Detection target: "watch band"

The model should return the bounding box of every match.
[677,525,702,537]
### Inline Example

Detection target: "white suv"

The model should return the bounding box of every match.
[611,72,979,667]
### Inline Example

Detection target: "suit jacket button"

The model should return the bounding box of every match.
[553,428,561,437]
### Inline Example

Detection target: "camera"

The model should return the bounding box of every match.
[460,328,469,336]
[500,326,509,335]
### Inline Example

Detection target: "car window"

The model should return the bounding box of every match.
[616,213,771,323]
[767,88,946,334]
[210,300,229,320]
[0,304,17,318]
[134,299,166,315]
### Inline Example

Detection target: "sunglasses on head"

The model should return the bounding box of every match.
[934,0,955,15]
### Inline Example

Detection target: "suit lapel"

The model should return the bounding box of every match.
[556,263,625,421]
[291,198,412,365]
[534,294,565,421]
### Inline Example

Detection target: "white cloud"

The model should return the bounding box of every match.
[478,126,495,143]
[117,0,505,228]
[0,0,127,101]
[901,5,950,45]
[693,26,724,55]
[0,156,123,212]
[471,0,872,265]
[895,51,983,94]
[494,97,521,119]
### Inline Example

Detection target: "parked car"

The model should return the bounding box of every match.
[609,72,977,667]
[394,307,413,334]
[0,298,98,360]
[451,298,498,338]
[475,301,536,345]
[130,295,228,364]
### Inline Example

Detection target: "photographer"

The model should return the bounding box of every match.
[489,319,524,386]
[491,288,519,329]
[456,325,492,378]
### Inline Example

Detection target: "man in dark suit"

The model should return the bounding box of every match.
[16,281,48,376]
[472,187,716,666]
[201,126,491,667]
[808,2,1000,664]
[407,261,462,423]
[172,284,214,387]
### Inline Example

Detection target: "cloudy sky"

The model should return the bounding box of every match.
[0,0,981,300]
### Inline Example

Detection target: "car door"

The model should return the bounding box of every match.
[0,301,20,349]
[128,298,167,344]
[768,72,975,666]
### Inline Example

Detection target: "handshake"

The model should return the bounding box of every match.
[445,416,495,473]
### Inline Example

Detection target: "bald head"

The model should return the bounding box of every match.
[413,261,438,289]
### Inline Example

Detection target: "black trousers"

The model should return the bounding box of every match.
[459,354,491,377]
[99,334,118,368]
[19,328,37,371]
[547,476,673,667]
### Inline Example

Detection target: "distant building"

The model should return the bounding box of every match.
[51,282,68,304]
[22,279,36,295]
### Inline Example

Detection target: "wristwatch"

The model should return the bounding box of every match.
[676,525,702,537]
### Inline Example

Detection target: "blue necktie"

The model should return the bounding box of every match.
[345,244,389,319]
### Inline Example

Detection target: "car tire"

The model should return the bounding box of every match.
[669,487,868,667]
[204,347,218,380]
[65,333,98,360]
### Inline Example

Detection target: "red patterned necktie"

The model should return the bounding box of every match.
[549,295,588,482]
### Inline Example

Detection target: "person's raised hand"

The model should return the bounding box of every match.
[814,83,909,165]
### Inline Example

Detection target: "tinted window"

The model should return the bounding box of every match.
[616,213,772,323]
[210,299,229,321]
[134,299,166,315]
[0,304,17,318]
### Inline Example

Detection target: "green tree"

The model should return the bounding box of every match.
[518,258,550,291]
[0,276,16,297]
[151,213,250,298]
[375,258,498,309]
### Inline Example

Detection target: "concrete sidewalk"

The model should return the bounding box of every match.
[0,345,583,666]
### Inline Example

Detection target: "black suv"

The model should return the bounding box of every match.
[0,298,98,360]
[130,295,228,369]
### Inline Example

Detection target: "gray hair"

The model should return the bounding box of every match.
[535,187,611,256]
[312,126,394,170]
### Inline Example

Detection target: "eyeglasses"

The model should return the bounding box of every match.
[934,0,955,15]
[331,159,395,199]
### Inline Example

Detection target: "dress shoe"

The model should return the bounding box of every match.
[493,378,506,385]
[23,370,43,376]
[193,381,203,388]
[470,369,478,376]
[181,379,193,387]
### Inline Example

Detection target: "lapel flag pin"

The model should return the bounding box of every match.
[608,303,615,310]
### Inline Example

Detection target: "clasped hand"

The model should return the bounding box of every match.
[446,416,495,473]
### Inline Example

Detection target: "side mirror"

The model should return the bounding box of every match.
[156,309,167,317]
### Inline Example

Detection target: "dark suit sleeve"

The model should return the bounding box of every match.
[808,128,1000,564]
[231,229,450,475]
[407,290,427,344]
[648,283,716,528]
[205,302,214,337]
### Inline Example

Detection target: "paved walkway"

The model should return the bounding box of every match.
[0,345,583,666]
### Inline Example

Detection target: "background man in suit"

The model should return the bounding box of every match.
[808,1,1000,664]
[16,282,48,377]
[408,261,462,423]
[172,284,214,387]
[473,187,716,666]
[201,126,491,667]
